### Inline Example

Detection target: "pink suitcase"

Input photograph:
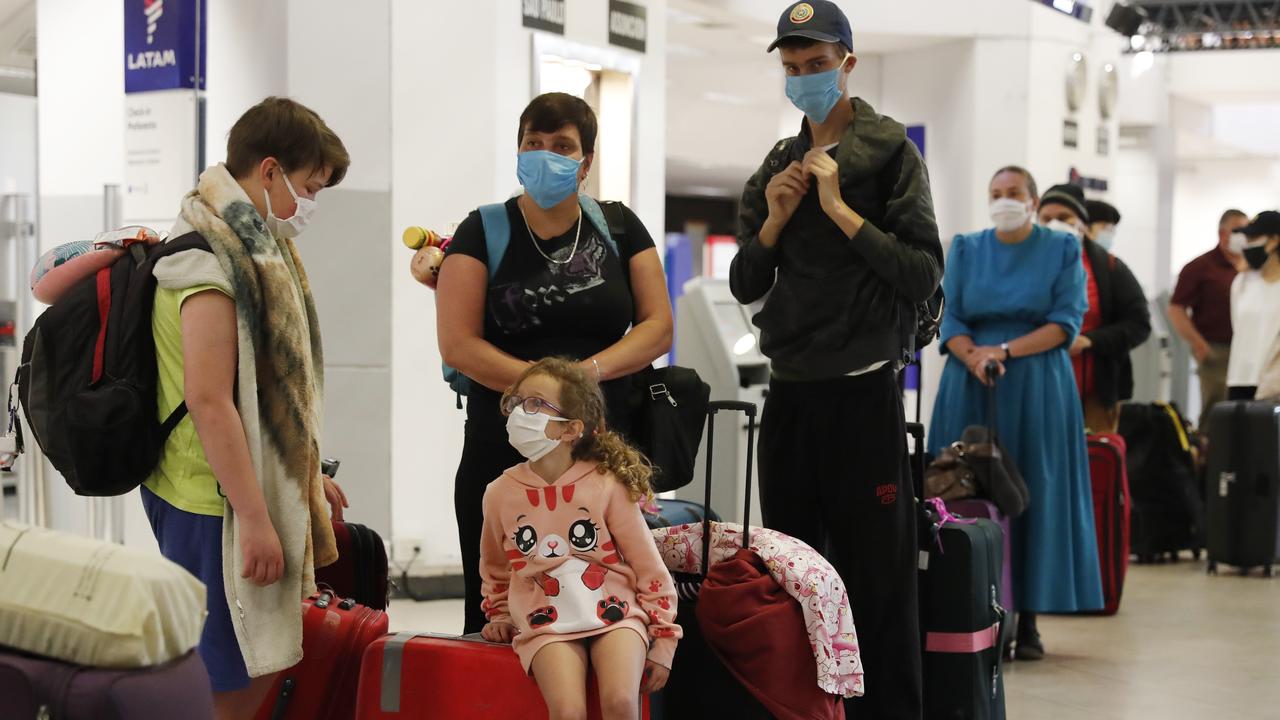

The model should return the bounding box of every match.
[355,632,650,719]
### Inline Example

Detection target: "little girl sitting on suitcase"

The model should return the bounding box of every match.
[479,357,682,718]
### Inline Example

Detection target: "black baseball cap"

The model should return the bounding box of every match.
[767,1,853,53]
[1242,210,1280,238]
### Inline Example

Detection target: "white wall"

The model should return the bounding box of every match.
[203,0,287,169]
[389,0,668,569]
[0,93,36,196]
[33,0,128,540]
[1114,129,1164,293]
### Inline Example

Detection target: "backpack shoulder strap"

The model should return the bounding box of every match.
[578,195,620,258]
[477,203,510,281]
[150,231,211,260]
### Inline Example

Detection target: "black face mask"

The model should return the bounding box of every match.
[1243,243,1272,270]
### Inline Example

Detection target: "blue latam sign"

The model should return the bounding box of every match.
[124,0,206,93]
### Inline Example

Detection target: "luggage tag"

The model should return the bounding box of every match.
[1,382,23,472]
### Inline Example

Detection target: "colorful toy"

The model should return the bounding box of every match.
[30,226,162,305]
[403,226,450,289]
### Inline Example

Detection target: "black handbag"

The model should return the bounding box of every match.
[627,365,710,493]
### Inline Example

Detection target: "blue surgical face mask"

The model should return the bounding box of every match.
[785,56,850,123]
[517,150,583,209]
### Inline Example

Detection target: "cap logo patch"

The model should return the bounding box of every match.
[790,3,815,24]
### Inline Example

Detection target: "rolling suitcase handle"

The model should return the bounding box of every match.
[984,360,1000,439]
[690,400,758,595]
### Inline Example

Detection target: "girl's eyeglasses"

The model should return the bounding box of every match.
[502,395,569,420]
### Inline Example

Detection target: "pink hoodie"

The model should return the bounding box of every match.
[480,460,681,672]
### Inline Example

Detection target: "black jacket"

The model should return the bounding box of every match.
[1082,238,1152,404]
[730,98,943,380]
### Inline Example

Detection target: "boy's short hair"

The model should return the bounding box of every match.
[991,165,1039,200]
[518,93,599,155]
[773,36,851,57]
[225,97,349,187]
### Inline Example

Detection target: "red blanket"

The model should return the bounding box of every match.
[697,549,845,720]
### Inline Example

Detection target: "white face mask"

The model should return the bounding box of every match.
[1229,232,1248,255]
[1095,227,1117,251]
[990,198,1032,233]
[1045,219,1083,240]
[264,170,317,239]
[506,407,570,462]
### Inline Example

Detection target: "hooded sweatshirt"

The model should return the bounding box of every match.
[731,97,943,379]
[480,460,681,672]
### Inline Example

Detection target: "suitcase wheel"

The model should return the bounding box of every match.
[1207,561,1219,576]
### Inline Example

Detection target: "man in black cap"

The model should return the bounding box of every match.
[730,2,942,717]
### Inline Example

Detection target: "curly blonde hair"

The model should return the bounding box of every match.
[503,357,654,503]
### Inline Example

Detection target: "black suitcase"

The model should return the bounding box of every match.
[1117,402,1204,562]
[1205,401,1280,577]
[654,401,771,720]
[911,364,1008,720]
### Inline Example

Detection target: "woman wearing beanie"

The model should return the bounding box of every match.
[1038,186,1151,434]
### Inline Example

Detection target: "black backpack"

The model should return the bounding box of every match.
[17,232,212,496]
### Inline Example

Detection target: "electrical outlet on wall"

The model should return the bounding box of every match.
[392,537,423,562]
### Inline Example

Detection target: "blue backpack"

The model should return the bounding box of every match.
[442,194,626,399]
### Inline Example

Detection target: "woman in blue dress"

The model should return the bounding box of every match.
[929,166,1103,661]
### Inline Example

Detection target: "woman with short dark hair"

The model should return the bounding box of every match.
[436,92,674,634]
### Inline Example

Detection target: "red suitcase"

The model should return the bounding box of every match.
[1087,433,1131,615]
[355,632,650,719]
[256,589,389,720]
[315,520,390,610]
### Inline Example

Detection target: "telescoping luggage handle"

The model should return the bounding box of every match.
[698,400,758,580]
[984,361,1000,439]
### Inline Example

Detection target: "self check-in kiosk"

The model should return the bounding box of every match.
[673,278,770,524]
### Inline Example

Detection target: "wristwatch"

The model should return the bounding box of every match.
[1001,342,1012,360]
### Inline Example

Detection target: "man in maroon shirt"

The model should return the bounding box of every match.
[1169,209,1250,426]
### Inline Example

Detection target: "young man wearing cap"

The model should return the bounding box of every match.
[730,3,942,717]
[1226,211,1280,400]
[1169,209,1250,427]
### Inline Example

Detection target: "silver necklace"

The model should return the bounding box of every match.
[519,204,581,265]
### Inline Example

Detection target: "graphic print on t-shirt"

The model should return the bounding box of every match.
[489,232,610,335]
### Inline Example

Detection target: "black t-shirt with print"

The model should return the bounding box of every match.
[446,197,656,422]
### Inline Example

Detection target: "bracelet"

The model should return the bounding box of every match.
[591,358,602,381]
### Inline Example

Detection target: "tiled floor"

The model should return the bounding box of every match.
[389,559,1280,719]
